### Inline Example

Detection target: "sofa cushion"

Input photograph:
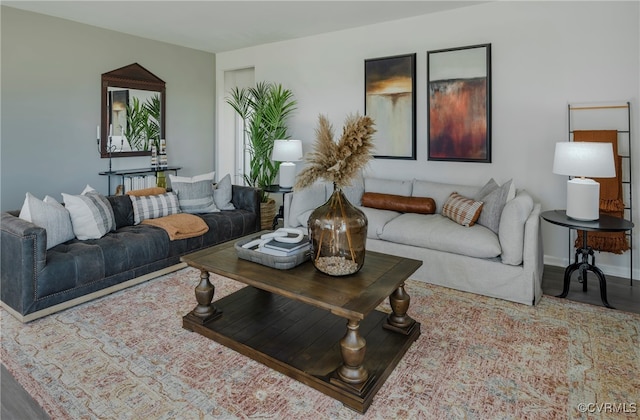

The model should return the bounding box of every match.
[358,206,401,238]
[412,180,480,214]
[19,193,75,249]
[499,190,534,265]
[213,174,236,210]
[365,177,412,196]
[62,187,116,240]
[379,213,501,259]
[475,179,513,234]
[442,193,483,227]
[107,195,134,229]
[130,192,181,224]
[362,193,436,214]
[342,173,365,205]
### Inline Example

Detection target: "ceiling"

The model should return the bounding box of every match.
[4,1,485,53]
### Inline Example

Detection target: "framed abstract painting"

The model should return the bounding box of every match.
[427,44,491,162]
[365,53,416,160]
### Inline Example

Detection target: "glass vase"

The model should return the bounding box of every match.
[308,186,368,276]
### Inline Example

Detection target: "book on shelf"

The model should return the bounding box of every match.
[263,236,310,253]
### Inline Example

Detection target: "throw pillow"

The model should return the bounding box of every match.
[62,186,116,240]
[361,192,436,214]
[169,172,219,214]
[442,192,483,227]
[476,179,513,234]
[126,187,167,197]
[19,193,75,249]
[129,192,181,224]
[213,173,236,210]
[473,178,499,201]
[169,171,215,184]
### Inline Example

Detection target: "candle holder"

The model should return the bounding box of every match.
[106,135,117,172]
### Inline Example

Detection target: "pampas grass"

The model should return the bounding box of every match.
[295,114,376,190]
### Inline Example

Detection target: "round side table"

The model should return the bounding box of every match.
[541,210,634,309]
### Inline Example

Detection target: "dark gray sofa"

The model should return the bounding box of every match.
[1,185,260,322]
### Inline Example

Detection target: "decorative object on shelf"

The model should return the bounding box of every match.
[427,44,491,162]
[364,53,416,160]
[272,139,303,188]
[296,114,375,276]
[553,141,616,221]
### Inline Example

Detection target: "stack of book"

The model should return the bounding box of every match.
[258,236,310,257]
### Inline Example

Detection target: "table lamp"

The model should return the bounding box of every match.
[553,141,616,221]
[272,139,303,189]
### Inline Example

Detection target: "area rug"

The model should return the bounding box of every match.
[2,268,639,419]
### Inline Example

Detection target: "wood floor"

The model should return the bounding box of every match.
[2,266,638,419]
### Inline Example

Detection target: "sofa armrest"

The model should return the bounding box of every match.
[283,192,295,228]
[231,185,261,231]
[1,212,47,316]
[522,202,543,304]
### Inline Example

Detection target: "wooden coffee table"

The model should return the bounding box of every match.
[181,233,422,413]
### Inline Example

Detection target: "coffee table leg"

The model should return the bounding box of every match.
[189,270,222,324]
[384,283,416,335]
[336,319,369,386]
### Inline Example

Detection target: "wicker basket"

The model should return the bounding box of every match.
[260,198,276,230]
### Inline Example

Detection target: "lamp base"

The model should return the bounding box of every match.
[566,178,600,221]
[278,162,296,189]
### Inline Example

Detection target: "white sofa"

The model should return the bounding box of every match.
[284,177,543,305]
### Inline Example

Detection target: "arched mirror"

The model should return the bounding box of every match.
[101,63,166,158]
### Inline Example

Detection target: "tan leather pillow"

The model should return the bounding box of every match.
[126,187,167,197]
[361,192,436,214]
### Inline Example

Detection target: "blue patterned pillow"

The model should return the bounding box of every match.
[129,192,181,224]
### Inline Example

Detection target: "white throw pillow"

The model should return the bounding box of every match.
[213,173,235,210]
[169,172,219,214]
[169,171,215,184]
[62,185,116,240]
[19,193,75,249]
[288,182,328,228]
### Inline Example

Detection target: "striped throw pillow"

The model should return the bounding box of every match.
[62,191,116,240]
[442,192,484,227]
[130,192,181,224]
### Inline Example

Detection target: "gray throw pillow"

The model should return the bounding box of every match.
[170,179,219,214]
[476,179,513,234]
[19,193,75,249]
[129,192,181,224]
[213,173,235,210]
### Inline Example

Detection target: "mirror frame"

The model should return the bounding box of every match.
[101,63,166,158]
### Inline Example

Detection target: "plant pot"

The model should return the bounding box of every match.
[308,187,368,276]
[260,198,277,230]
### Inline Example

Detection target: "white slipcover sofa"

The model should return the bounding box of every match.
[284,176,543,305]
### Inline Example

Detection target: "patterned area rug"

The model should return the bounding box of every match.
[2,267,639,419]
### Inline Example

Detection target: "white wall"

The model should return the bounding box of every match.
[216,1,640,278]
[1,7,216,211]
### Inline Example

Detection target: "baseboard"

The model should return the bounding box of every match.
[1,262,188,323]
[543,256,639,283]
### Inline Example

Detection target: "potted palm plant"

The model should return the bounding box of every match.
[226,81,297,229]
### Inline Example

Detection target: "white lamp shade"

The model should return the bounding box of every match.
[272,139,303,162]
[553,142,616,178]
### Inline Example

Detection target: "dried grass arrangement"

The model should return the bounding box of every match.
[295,114,376,190]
